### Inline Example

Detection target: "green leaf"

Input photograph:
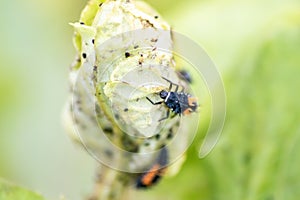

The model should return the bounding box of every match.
[0,178,46,200]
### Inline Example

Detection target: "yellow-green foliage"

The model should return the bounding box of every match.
[0,179,45,200]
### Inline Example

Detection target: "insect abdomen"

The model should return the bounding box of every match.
[136,148,168,189]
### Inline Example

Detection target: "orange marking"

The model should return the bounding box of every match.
[183,108,192,115]
[188,97,198,107]
[141,164,161,186]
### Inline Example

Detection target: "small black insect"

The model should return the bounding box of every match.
[178,69,192,83]
[146,77,198,121]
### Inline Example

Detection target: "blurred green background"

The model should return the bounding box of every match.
[0,0,300,199]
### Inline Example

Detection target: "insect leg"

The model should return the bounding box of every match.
[180,86,185,93]
[146,97,163,105]
[161,77,179,92]
[174,84,179,92]
[169,82,173,91]
[158,110,170,122]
